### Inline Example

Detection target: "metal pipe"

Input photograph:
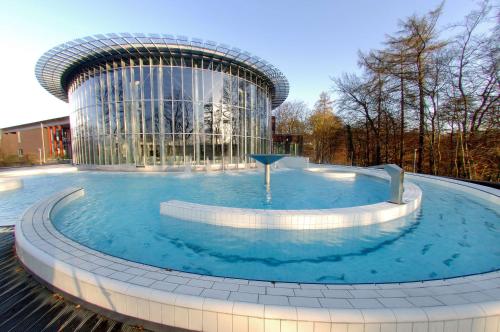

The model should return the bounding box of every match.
[369,164,405,204]
[265,164,271,185]
[40,123,46,163]
[383,164,404,204]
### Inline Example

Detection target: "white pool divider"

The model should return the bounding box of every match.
[0,165,78,177]
[0,178,23,192]
[160,167,422,230]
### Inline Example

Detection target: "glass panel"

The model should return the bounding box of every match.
[184,101,193,135]
[203,70,212,103]
[172,67,182,100]
[152,66,159,100]
[173,101,183,134]
[238,78,245,108]
[162,67,172,100]
[142,65,151,100]
[163,101,173,133]
[223,74,231,105]
[213,71,222,104]
[144,100,152,134]
[231,76,238,106]
[193,69,203,102]
[183,68,192,101]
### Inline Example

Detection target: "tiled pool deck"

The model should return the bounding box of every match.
[15,176,500,332]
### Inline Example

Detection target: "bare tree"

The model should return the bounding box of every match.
[272,100,308,135]
[386,3,446,172]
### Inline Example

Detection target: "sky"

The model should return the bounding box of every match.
[0,0,487,128]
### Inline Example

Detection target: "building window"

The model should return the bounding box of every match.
[17,132,22,143]
[18,149,23,157]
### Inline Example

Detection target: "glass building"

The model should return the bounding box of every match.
[35,33,289,168]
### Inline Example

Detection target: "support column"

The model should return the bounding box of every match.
[265,164,271,185]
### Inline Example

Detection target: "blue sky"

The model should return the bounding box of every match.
[0,0,485,127]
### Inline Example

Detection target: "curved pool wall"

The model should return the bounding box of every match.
[15,183,500,332]
[159,167,422,230]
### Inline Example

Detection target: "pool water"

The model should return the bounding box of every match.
[2,169,500,283]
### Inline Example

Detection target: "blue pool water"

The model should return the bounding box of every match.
[2,169,499,283]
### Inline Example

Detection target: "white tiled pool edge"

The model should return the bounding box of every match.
[160,168,422,230]
[15,185,500,331]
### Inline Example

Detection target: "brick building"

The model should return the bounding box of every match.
[0,116,71,165]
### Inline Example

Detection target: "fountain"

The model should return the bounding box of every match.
[370,164,405,204]
[250,154,287,186]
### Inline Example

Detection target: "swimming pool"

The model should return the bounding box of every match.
[4,169,498,283]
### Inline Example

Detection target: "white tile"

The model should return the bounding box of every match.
[174,306,189,330]
[151,280,178,292]
[294,289,324,297]
[396,323,412,332]
[348,299,383,309]
[123,267,146,276]
[188,278,214,288]
[234,314,249,332]
[483,316,497,332]
[323,290,354,298]
[267,287,295,296]
[174,285,204,296]
[165,275,191,284]
[381,323,397,332]
[233,302,265,318]
[349,290,380,298]
[298,321,314,332]
[143,271,168,281]
[240,285,266,294]
[281,320,297,332]
[376,289,407,298]
[259,295,289,306]
[149,301,162,324]
[265,318,280,332]
[201,288,230,300]
[434,295,468,306]
[129,276,155,287]
[188,308,203,331]
[297,307,331,322]
[444,320,458,332]
[202,310,218,332]
[249,317,265,332]
[289,297,321,308]
[392,308,428,323]
[218,313,233,331]
[378,298,413,308]
[457,319,472,332]
[428,321,444,332]
[319,298,353,309]
[314,322,332,332]
[213,282,240,291]
[413,322,428,332]
[365,323,381,332]
[459,292,492,303]
[109,271,134,282]
[230,292,259,303]
[407,296,443,307]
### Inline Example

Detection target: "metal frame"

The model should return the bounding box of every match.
[35,33,289,109]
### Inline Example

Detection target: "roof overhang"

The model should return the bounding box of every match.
[35,33,289,109]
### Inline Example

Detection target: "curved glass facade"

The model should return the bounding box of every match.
[68,56,272,167]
